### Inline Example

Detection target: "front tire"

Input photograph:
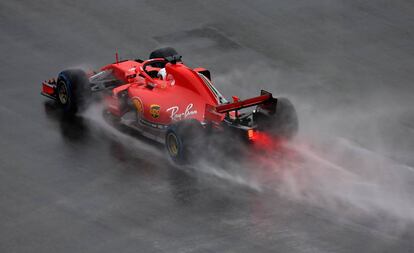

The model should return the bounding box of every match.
[56,69,91,114]
[149,47,179,59]
[149,47,180,68]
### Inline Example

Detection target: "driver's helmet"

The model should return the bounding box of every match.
[157,68,167,80]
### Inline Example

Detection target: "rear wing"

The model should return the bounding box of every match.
[215,90,276,114]
[205,90,277,122]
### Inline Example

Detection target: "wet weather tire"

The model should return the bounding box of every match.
[56,69,91,114]
[165,120,204,164]
[255,97,298,139]
[149,47,179,59]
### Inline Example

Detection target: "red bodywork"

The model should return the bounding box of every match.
[99,59,271,128]
[41,56,278,144]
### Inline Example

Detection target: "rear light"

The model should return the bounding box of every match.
[247,129,255,140]
[249,131,274,148]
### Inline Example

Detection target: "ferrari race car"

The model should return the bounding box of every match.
[41,47,298,163]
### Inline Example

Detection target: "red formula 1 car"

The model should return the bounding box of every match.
[41,47,298,163]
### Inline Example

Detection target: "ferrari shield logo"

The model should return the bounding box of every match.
[149,104,161,118]
[132,98,143,115]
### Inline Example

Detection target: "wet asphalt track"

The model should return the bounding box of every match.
[1,1,414,252]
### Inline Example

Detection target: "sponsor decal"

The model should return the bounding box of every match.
[132,97,143,115]
[166,103,198,121]
[149,104,161,118]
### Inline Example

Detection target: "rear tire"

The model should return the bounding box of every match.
[165,120,204,164]
[56,69,91,114]
[255,97,298,139]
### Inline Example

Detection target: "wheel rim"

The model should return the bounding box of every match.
[58,81,68,104]
[167,133,179,157]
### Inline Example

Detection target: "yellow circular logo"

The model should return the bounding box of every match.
[149,104,161,118]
